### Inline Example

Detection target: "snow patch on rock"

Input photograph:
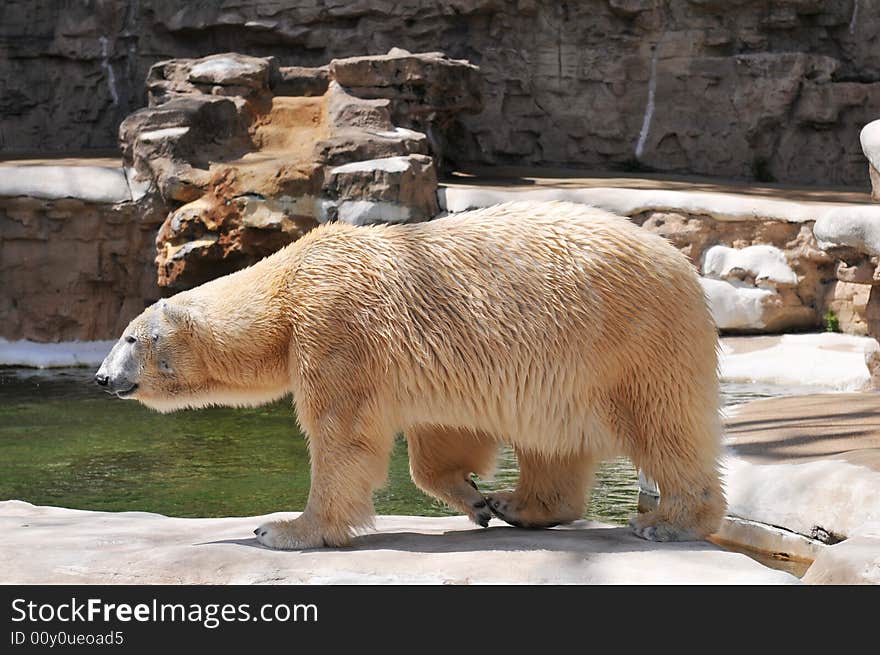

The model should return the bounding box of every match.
[330,156,414,175]
[813,205,880,256]
[336,200,412,226]
[439,186,838,224]
[724,453,880,542]
[700,278,772,330]
[719,333,873,390]
[0,165,132,204]
[0,339,115,368]
[702,244,798,288]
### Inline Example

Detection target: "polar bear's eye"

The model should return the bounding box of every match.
[125,336,136,344]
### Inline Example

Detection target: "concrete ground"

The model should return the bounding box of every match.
[0,501,797,585]
[726,392,880,470]
[723,393,880,584]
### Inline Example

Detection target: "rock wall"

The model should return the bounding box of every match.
[0,195,163,342]
[3,0,879,186]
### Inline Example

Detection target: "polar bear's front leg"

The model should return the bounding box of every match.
[254,411,395,550]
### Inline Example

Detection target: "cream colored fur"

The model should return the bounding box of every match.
[108,200,725,548]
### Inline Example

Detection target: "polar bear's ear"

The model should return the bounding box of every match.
[161,301,193,327]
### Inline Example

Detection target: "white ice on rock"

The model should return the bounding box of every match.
[0,339,115,368]
[0,165,132,204]
[329,156,414,175]
[700,278,772,330]
[724,455,880,544]
[335,200,412,226]
[438,186,843,224]
[813,205,880,256]
[187,56,264,86]
[702,244,798,287]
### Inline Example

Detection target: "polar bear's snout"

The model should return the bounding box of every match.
[95,337,141,398]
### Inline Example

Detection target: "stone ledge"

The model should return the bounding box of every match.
[0,501,797,585]
[0,165,132,204]
[802,524,880,584]
[722,392,880,577]
[438,185,871,225]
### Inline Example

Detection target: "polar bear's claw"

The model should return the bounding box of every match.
[471,500,492,528]
[629,516,699,542]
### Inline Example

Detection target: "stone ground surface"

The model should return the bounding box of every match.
[726,393,880,469]
[723,393,880,584]
[719,333,874,391]
[0,501,798,585]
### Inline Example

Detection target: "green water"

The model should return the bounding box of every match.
[0,369,810,524]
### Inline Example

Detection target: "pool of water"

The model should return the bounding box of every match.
[0,369,817,525]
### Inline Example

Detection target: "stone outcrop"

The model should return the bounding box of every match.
[3,1,880,186]
[120,50,478,290]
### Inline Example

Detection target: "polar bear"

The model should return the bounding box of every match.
[96,200,725,549]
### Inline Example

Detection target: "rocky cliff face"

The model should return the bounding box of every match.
[2,0,878,185]
[0,193,164,342]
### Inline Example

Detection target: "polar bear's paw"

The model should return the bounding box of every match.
[468,498,493,528]
[486,491,571,529]
[629,515,700,542]
[254,518,347,550]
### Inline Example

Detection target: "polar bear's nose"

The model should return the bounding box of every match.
[95,374,109,386]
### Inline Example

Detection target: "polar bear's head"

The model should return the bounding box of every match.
[95,299,209,412]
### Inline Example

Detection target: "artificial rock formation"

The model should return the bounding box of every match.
[3,1,880,186]
[0,189,163,342]
[812,121,880,344]
[120,50,479,290]
[632,210,832,333]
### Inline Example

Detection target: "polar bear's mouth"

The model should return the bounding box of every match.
[115,384,139,398]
